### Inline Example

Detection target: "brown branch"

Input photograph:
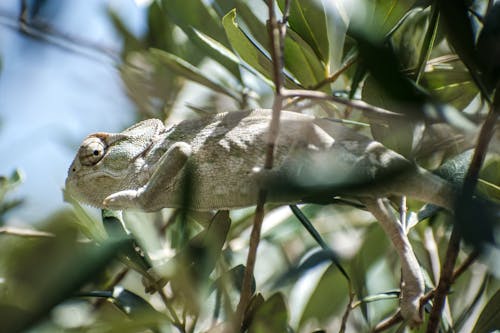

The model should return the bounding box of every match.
[282,89,405,120]
[426,227,461,333]
[234,0,289,330]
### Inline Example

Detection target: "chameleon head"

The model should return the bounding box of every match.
[65,119,166,208]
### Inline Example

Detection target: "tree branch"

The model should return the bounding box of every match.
[234,0,289,329]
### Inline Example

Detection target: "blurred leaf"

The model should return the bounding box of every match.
[248,293,288,333]
[422,59,478,109]
[299,264,349,327]
[150,48,241,100]
[437,0,490,97]
[362,75,423,157]
[108,9,143,54]
[162,0,229,48]
[357,0,416,36]
[350,224,390,322]
[352,29,429,117]
[477,179,500,203]
[454,194,498,249]
[471,288,500,333]
[274,248,345,287]
[278,0,330,63]
[391,7,429,70]
[476,2,500,92]
[479,155,500,186]
[0,221,127,332]
[190,28,242,80]
[0,169,23,204]
[242,293,265,331]
[109,286,164,320]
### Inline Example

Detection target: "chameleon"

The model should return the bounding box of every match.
[65,109,457,325]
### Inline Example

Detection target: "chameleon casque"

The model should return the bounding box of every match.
[66,109,457,325]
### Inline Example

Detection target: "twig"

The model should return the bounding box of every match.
[426,226,461,333]
[234,0,289,329]
[0,226,55,238]
[282,89,405,120]
[373,311,403,332]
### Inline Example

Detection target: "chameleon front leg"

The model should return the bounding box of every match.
[103,142,192,210]
[361,197,424,327]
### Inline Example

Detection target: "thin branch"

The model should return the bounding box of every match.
[282,89,405,120]
[426,226,461,333]
[0,226,55,238]
[234,0,289,329]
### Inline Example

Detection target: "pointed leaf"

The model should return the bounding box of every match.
[471,289,500,333]
[279,0,330,63]
[150,48,240,100]
[249,293,288,333]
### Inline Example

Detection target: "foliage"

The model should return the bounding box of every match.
[1,0,499,333]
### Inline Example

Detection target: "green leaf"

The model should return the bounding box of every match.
[355,0,416,36]
[189,28,242,80]
[222,9,301,88]
[477,179,500,203]
[362,75,422,157]
[150,48,241,100]
[422,59,478,109]
[249,293,288,333]
[284,29,327,89]
[471,289,500,333]
[299,264,349,327]
[278,0,330,64]
[162,0,229,48]
[222,9,275,85]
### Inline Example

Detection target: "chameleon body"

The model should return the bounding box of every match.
[66,109,457,324]
[66,109,454,212]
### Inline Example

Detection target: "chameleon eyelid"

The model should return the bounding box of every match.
[78,137,107,166]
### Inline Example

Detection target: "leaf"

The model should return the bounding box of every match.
[299,264,349,327]
[471,289,500,333]
[274,248,345,288]
[222,9,301,88]
[477,179,500,203]
[222,9,275,85]
[362,75,423,157]
[189,28,242,80]
[278,0,330,63]
[354,0,416,36]
[249,293,288,333]
[284,29,327,88]
[422,59,478,109]
[150,48,240,100]
[161,0,229,48]
[476,3,500,91]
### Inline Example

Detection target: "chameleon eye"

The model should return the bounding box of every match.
[79,137,106,166]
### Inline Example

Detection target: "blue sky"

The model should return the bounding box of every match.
[0,0,147,223]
